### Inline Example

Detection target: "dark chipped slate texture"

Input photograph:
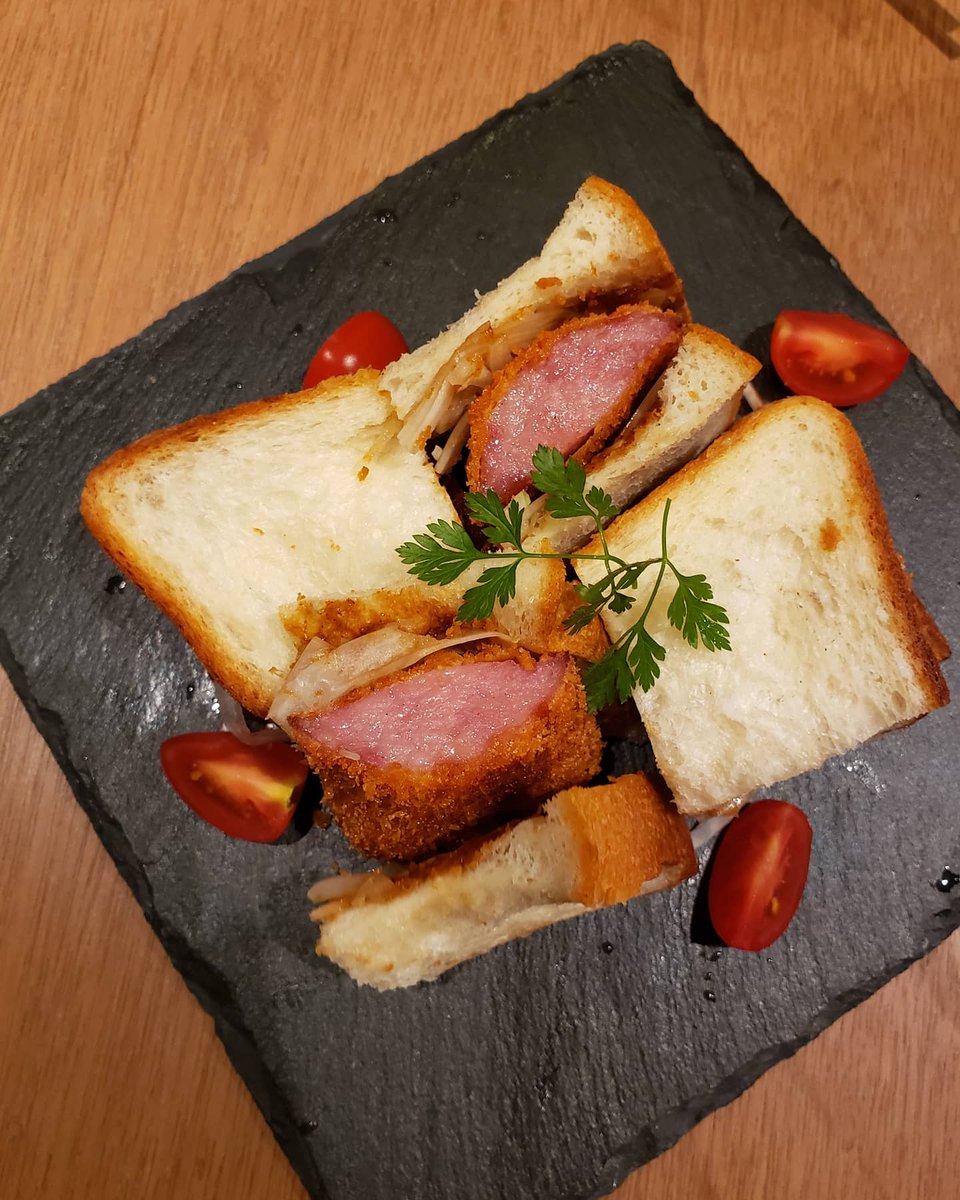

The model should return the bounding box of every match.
[1,41,958,1200]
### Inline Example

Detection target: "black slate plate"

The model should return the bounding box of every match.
[1,42,958,1200]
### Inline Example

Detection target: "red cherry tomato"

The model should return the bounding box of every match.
[302,311,408,388]
[160,732,308,843]
[707,800,812,951]
[770,310,909,407]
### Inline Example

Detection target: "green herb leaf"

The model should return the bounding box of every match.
[464,490,525,548]
[624,624,667,692]
[531,446,593,520]
[396,520,484,584]
[456,561,521,623]
[607,591,635,615]
[563,603,599,635]
[666,570,732,652]
[584,485,619,522]
[581,649,637,712]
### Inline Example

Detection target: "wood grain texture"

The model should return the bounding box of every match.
[0,2,956,1198]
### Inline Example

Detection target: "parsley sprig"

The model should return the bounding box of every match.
[396,446,730,711]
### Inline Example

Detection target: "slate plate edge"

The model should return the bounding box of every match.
[584,898,959,1200]
[0,626,328,1198]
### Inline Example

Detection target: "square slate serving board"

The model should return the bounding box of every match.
[1,42,958,1200]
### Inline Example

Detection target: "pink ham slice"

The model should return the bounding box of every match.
[474,307,680,501]
[292,655,567,771]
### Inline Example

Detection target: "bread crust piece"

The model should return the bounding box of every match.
[309,771,697,989]
[554,774,697,905]
[464,551,610,662]
[293,644,602,860]
[648,396,950,714]
[464,304,682,497]
[585,325,758,477]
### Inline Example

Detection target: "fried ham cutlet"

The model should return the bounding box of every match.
[466,304,682,502]
[289,643,601,860]
[281,586,457,654]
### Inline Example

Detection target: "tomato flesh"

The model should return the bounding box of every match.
[770,310,909,406]
[707,799,812,951]
[303,311,408,388]
[160,732,308,842]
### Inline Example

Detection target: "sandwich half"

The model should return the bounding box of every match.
[81,371,461,717]
[575,396,950,816]
[308,771,697,989]
[382,176,689,452]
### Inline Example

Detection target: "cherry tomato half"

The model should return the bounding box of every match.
[770,310,909,407]
[302,311,408,388]
[707,799,812,951]
[160,732,308,843]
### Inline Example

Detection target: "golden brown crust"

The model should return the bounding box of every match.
[465,304,682,498]
[294,648,602,860]
[80,370,387,718]
[555,773,697,906]
[281,587,457,654]
[909,589,951,663]
[587,396,949,716]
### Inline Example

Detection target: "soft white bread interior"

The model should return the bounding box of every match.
[575,397,950,816]
[522,325,760,554]
[381,177,688,449]
[81,371,460,717]
[309,772,696,990]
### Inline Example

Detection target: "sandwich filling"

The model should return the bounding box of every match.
[294,655,566,770]
[290,643,602,859]
[467,305,682,501]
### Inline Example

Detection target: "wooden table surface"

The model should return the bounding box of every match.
[1,2,957,1197]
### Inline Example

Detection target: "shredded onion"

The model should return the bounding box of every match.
[268,624,510,733]
[307,873,369,904]
[397,302,569,451]
[742,382,766,412]
[433,410,471,475]
[690,815,734,852]
[308,867,402,920]
[214,683,289,745]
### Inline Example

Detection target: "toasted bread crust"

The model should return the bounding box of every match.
[906,587,951,663]
[312,772,694,920]
[309,771,697,988]
[586,396,950,723]
[295,647,601,860]
[465,304,682,497]
[555,773,697,905]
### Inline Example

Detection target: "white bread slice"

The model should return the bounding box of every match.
[308,772,696,989]
[81,371,460,717]
[575,397,949,816]
[522,325,759,554]
[381,177,688,449]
